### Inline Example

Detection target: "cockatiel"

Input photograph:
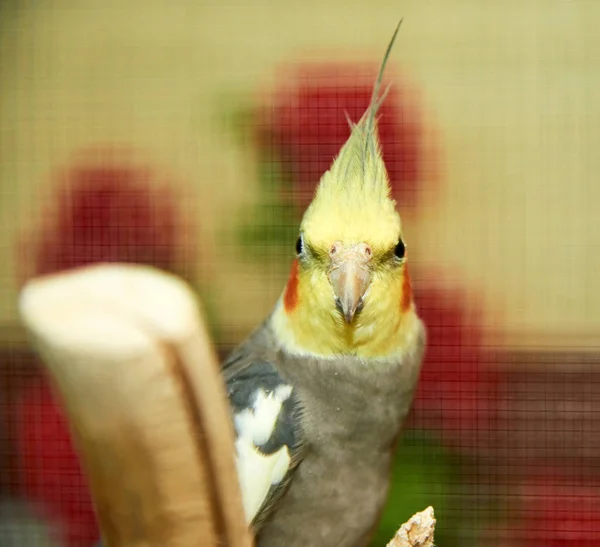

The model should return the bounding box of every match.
[224,21,426,546]
[95,20,425,547]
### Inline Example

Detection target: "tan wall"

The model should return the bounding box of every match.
[0,0,598,350]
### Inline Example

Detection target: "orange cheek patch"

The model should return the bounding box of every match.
[400,266,412,313]
[284,259,300,312]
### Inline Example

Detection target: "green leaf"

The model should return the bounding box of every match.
[196,284,224,344]
[236,154,302,265]
[216,92,304,266]
[237,201,299,263]
[214,93,261,146]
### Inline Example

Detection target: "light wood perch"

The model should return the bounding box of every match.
[18,264,435,547]
[386,506,436,547]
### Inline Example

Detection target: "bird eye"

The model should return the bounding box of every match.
[394,239,406,259]
[296,235,304,255]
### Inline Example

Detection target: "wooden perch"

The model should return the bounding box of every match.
[19,264,253,547]
[19,263,435,547]
[386,507,436,547]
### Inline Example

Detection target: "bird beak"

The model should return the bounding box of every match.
[328,244,372,324]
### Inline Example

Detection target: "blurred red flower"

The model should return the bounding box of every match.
[411,281,501,449]
[517,470,600,546]
[14,379,98,546]
[18,148,197,284]
[261,63,427,209]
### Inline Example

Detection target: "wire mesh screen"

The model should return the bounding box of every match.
[0,1,598,546]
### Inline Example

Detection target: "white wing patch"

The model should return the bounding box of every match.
[234,385,293,523]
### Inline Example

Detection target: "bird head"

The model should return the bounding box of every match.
[272,22,419,359]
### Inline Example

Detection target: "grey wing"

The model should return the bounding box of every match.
[223,347,305,531]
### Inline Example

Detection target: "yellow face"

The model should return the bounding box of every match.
[271,210,417,359]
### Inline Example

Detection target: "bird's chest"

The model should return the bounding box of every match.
[257,440,393,547]
[256,366,411,547]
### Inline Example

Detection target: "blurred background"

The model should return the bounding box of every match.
[0,0,599,545]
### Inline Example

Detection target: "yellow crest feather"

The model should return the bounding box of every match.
[301,20,404,252]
